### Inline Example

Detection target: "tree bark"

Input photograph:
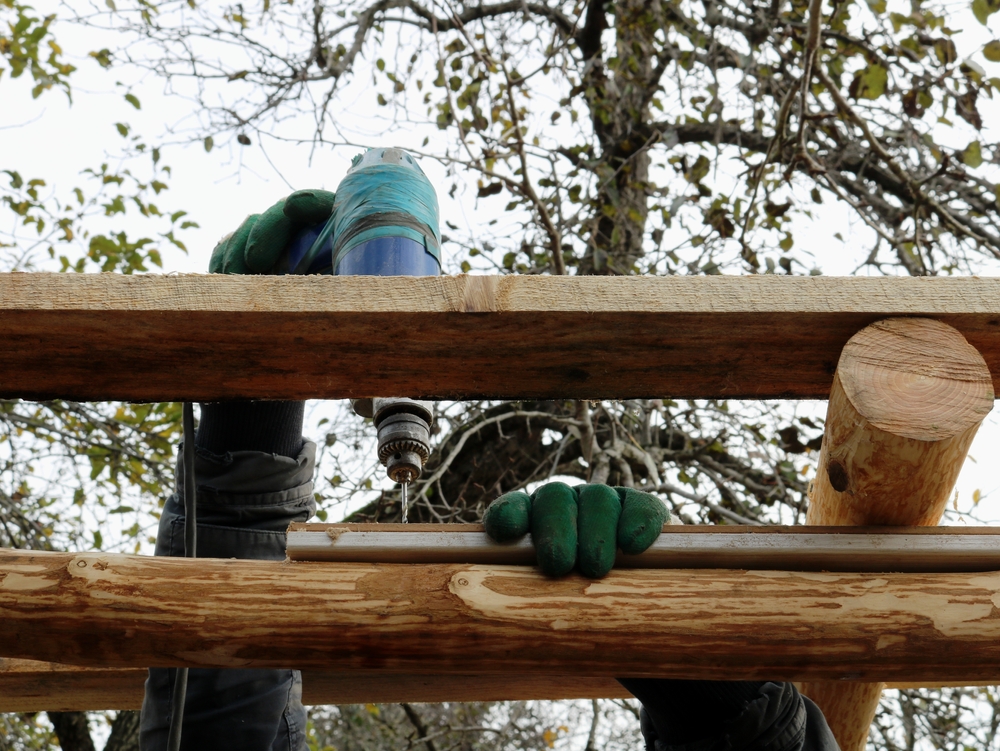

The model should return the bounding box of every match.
[799,317,993,751]
[47,711,96,751]
[103,711,140,751]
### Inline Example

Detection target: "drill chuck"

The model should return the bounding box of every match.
[373,398,433,484]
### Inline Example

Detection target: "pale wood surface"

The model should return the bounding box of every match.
[287,523,1000,572]
[5,549,1000,681]
[800,318,992,751]
[5,273,1000,400]
[2,658,996,713]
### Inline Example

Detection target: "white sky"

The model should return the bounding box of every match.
[3,1,1000,527]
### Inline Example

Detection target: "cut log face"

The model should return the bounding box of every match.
[800,317,995,751]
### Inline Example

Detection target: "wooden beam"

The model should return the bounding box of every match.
[5,549,1000,682]
[4,273,1000,401]
[799,318,992,751]
[0,660,631,712]
[287,523,1000,572]
[2,658,996,713]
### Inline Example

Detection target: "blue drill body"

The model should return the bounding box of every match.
[286,147,442,278]
[288,147,440,519]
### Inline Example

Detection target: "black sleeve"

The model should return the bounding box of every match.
[619,679,841,751]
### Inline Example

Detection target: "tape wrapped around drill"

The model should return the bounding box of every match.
[329,163,441,270]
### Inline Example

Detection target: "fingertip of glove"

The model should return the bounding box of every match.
[483,491,531,542]
[535,542,576,577]
[577,543,615,578]
[209,234,232,274]
[221,215,260,274]
[617,489,669,555]
[576,484,620,577]
[284,189,336,223]
[246,201,292,273]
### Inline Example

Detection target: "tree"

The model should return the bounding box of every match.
[3,0,1000,747]
[2,3,192,747]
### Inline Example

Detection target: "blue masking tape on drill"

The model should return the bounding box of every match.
[290,147,441,275]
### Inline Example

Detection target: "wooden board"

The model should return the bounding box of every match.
[287,523,1000,572]
[1,660,996,713]
[5,549,1000,682]
[4,273,1000,400]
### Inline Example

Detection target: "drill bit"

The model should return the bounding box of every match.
[401,481,409,523]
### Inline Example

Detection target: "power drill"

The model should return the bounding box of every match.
[286,147,441,520]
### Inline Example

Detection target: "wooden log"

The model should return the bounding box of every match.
[0,660,632,712]
[798,318,994,751]
[287,523,1000,572]
[5,273,1000,401]
[5,549,1000,682]
[1,658,995,713]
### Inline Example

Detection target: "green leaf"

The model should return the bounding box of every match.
[376,58,385,71]
[985,41,1000,61]
[934,38,958,66]
[961,140,983,168]
[89,48,113,68]
[850,64,888,99]
[115,122,128,137]
[124,93,140,109]
[973,0,1000,24]
[203,136,214,152]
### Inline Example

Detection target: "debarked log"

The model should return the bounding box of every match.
[1,659,996,713]
[3,549,1000,682]
[800,317,994,751]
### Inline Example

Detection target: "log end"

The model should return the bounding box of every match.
[839,318,993,441]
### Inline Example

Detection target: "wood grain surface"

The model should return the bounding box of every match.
[2,658,995,713]
[800,318,992,751]
[5,549,1000,681]
[5,273,1000,400]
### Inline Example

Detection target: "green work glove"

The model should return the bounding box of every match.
[209,189,336,274]
[483,482,669,578]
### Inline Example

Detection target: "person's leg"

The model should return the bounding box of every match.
[619,679,839,751]
[140,402,313,751]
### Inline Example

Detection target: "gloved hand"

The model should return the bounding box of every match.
[483,482,668,578]
[209,189,336,274]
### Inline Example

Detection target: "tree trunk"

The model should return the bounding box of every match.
[47,712,95,751]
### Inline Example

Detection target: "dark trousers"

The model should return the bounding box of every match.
[139,442,317,751]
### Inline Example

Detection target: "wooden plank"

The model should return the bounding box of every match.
[4,273,1000,400]
[5,549,1000,682]
[0,659,146,712]
[1,661,996,713]
[287,523,1000,572]
[0,661,631,712]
